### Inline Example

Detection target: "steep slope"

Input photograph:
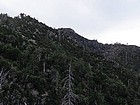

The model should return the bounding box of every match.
[0,13,140,105]
[58,28,140,72]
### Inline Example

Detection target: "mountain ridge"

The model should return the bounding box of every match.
[58,27,140,72]
[0,13,140,105]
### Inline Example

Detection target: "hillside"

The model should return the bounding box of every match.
[58,28,140,72]
[0,13,140,105]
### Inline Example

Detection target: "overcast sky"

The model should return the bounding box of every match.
[0,0,140,46]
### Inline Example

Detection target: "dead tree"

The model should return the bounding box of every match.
[0,67,9,90]
[61,61,78,105]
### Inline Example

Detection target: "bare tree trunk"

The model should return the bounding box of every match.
[0,67,9,90]
[61,61,78,105]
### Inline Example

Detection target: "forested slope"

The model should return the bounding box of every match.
[0,13,140,105]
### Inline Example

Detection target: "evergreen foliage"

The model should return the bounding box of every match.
[0,13,140,105]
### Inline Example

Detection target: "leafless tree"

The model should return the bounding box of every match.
[0,67,9,90]
[0,67,9,105]
[61,61,78,105]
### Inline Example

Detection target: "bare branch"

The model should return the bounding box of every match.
[61,61,78,105]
